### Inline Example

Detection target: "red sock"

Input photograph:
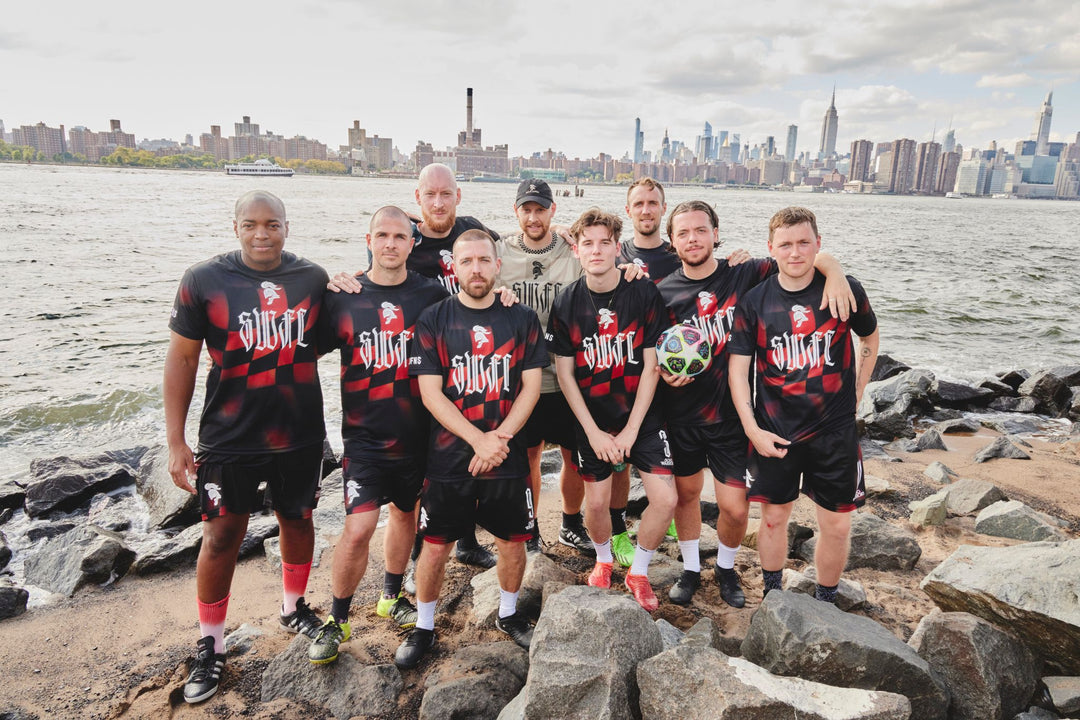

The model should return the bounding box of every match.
[281,561,311,614]
[197,594,230,654]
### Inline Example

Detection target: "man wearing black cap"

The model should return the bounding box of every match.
[498,179,593,556]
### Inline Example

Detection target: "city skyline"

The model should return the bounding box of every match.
[3,1,1079,158]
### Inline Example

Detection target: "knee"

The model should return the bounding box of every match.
[202,523,244,557]
[651,486,678,515]
[719,501,749,526]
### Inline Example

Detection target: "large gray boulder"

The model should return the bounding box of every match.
[783,568,867,611]
[974,436,1031,463]
[974,501,1067,542]
[945,478,1007,515]
[931,378,995,408]
[935,417,982,434]
[981,417,1041,435]
[741,590,949,720]
[471,552,576,626]
[261,633,402,719]
[0,481,26,512]
[311,469,345,539]
[909,490,949,528]
[909,609,1038,720]
[23,525,135,596]
[988,396,1039,413]
[638,645,911,720]
[130,523,203,575]
[521,585,662,720]
[920,540,1080,674]
[25,448,146,517]
[419,642,529,720]
[870,354,911,382]
[134,444,199,530]
[916,427,949,451]
[858,369,936,440]
[924,460,959,484]
[0,579,29,620]
[797,512,921,571]
[1019,370,1073,416]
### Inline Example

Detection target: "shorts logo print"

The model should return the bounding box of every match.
[205,482,222,508]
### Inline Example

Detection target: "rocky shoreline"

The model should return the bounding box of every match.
[1,356,1079,719]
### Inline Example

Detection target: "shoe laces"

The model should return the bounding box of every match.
[289,598,322,632]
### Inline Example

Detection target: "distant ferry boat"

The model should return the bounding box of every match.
[470,173,519,183]
[225,159,294,177]
[945,192,964,199]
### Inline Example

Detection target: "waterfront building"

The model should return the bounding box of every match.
[67,119,136,161]
[695,122,713,162]
[888,138,917,194]
[849,139,873,182]
[935,151,961,194]
[954,158,987,195]
[12,122,66,157]
[346,120,393,170]
[1032,91,1053,156]
[914,141,942,194]
[633,118,644,164]
[1054,160,1080,198]
[785,125,798,162]
[818,87,838,159]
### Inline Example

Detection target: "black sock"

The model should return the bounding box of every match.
[610,507,628,536]
[762,569,783,595]
[457,530,480,551]
[331,595,352,624]
[410,531,424,562]
[815,583,839,604]
[562,511,582,528]
[383,572,404,599]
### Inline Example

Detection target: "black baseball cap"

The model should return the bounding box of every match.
[515,179,554,209]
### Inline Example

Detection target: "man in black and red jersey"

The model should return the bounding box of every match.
[164,191,329,704]
[394,230,548,669]
[305,206,450,666]
[728,206,879,605]
[547,207,676,613]
[657,201,854,608]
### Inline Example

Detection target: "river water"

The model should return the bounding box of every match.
[1,163,1078,486]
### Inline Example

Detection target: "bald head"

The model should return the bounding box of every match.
[418,163,457,192]
[235,190,286,222]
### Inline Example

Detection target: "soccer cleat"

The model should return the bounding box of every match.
[665,520,678,539]
[183,636,226,704]
[668,569,701,606]
[280,597,323,638]
[455,543,497,569]
[715,567,746,609]
[403,564,416,595]
[394,627,436,669]
[558,522,595,556]
[376,593,418,629]
[526,530,542,554]
[308,618,351,665]
[495,612,534,649]
[587,561,613,589]
[611,531,635,567]
[625,573,659,612]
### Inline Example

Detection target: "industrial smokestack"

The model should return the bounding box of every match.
[466,88,474,147]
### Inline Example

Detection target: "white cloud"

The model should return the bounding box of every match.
[977,74,1036,88]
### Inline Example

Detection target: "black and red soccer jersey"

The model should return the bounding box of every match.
[408,217,499,295]
[658,258,775,426]
[322,271,450,461]
[618,240,682,283]
[728,271,877,443]
[169,250,329,454]
[547,276,668,433]
[411,298,549,481]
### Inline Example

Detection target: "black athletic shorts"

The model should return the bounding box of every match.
[667,419,750,485]
[521,391,578,452]
[745,424,865,513]
[418,476,535,543]
[195,444,323,520]
[341,455,423,515]
[574,423,675,483]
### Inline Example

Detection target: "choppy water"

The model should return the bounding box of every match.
[1,163,1078,486]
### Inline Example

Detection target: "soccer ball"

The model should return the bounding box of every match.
[656,324,712,377]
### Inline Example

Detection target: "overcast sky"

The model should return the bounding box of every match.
[4,0,1078,159]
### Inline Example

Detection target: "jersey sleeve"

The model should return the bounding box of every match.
[727,298,759,357]
[410,306,444,376]
[317,291,345,354]
[168,268,208,341]
[520,308,550,370]
[545,293,574,357]
[847,276,878,337]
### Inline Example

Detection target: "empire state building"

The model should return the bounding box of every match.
[819,87,838,159]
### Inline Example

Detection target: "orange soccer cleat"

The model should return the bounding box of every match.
[588,561,613,589]
[625,573,659,612]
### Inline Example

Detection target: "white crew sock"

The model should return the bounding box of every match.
[629,544,656,576]
[416,600,437,631]
[678,539,700,572]
[594,539,613,564]
[716,540,740,570]
[498,588,519,619]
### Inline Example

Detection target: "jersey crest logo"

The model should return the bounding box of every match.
[260,281,282,302]
[597,308,617,333]
[205,482,222,507]
[791,304,810,327]
[379,302,405,335]
[439,249,454,273]
[696,291,717,317]
[471,325,492,353]
[633,258,647,271]
[532,261,543,279]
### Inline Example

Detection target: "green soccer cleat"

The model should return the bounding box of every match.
[666,519,678,539]
[611,531,636,568]
[308,618,351,665]
[376,592,419,629]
